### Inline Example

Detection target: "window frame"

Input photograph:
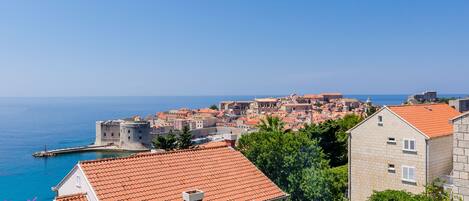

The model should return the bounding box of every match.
[401,165,416,183]
[403,138,417,152]
[388,164,396,172]
[76,175,81,188]
[377,115,383,126]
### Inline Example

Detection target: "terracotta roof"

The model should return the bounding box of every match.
[246,118,260,125]
[55,193,88,201]
[198,141,230,148]
[79,146,287,201]
[255,98,278,102]
[320,93,343,96]
[388,104,460,138]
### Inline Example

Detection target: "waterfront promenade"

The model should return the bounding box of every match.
[32,144,147,157]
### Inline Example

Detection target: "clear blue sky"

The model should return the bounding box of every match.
[0,0,468,96]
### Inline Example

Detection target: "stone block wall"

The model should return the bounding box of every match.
[452,114,469,200]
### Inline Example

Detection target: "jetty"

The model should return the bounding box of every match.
[32,144,116,157]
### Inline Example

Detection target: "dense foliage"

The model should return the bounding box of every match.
[178,126,193,149]
[257,115,286,133]
[368,179,452,201]
[300,114,363,167]
[238,115,362,200]
[152,126,193,150]
[152,131,177,150]
[209,104,219,110]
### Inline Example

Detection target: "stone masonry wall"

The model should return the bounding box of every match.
[452,114,469,200]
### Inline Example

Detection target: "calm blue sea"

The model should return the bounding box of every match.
[0,95,465,200]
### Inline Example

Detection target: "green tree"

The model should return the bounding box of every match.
[368,180,452,201]
[152,131,177,150]
[257,116,286,133]
[301,165,348,201]
[209,104,219,110]
[368,190,419,201]
[238,129,332,200]
[366,105,378,117]
[178,126,193,149]
[301,114,362,167]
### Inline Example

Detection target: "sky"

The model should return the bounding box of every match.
[0,0,468,96]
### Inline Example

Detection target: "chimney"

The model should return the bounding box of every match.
[182,190,204,201]
[223,134,237,148]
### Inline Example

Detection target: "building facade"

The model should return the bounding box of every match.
[449,112,469,200]
[348,104,459,201]
[450,98,469,113]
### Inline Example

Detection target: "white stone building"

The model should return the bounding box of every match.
[348,104,459,201]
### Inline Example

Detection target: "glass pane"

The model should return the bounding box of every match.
[410,140,415,150]
[409,168,415,180]
[403,167,408,179]
[404,140,409,150]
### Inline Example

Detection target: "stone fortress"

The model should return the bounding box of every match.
[95,119,151,150]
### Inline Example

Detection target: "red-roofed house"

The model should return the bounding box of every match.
[53,146,288,201]
[347,104,460,201]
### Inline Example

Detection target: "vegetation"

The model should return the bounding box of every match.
[238,115,362,201]
[209,104,219,110]
[178,126,193,149]
[152,131,177,150]
[366,105,378,116]
[257,115,286,133]
[368,179,452,201]
[152,126,193,150]
[300,114,363,167]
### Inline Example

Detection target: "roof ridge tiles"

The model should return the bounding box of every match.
[80,145,230,165]
[387,103,447,107]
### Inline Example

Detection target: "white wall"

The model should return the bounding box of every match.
[349,108,427,201]
[57,165,97,201]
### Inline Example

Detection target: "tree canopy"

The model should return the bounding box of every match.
[368,179,451,201]
[209,104,219,110]
[300,114,363,167]
[152,126,193,150]
[257,115,286,133]
[178,126,193,149]
[152,131,177,151]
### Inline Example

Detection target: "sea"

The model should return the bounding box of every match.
[0,95,465,200]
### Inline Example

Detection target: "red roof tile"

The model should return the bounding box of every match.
[56,193,88,201]
[79,146,287,201]
[198,141,229,148]
[388,104,460,138]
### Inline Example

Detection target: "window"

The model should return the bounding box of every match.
[76,175,81,187]
[402,166,416,183]
[378,115,383,126]
[128,136,131,140]
[111,133,114,137]
[403,139,416,152]
[128,130,131,133]
[387,137,396,144]
[388,164,396,172]
[103,132,106,137]
[138,130,142,133]
[139,136,142,140]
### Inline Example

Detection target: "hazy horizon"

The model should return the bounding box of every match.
[1,1,468,96]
